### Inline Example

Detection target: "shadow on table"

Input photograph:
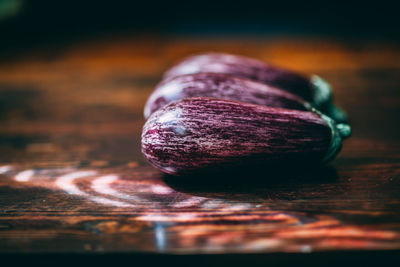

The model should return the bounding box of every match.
[163,163,338,200]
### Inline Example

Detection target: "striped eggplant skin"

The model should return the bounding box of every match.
[163,52,348,123]
[141,97,334,176]
[164,52,314,102]
[144,72,310,119]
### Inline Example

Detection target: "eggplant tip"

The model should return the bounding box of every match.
[311,75,348,123]
[336,123,352,139]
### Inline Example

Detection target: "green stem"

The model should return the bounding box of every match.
[336,123,352,139]
[311,75,348,123]
[311,108,352,163]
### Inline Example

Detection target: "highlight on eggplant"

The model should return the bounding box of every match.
[141,97,351,176]
[144,72,311,119]
[163,52,347,122]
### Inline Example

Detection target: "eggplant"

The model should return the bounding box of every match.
[141,97,351,175]
[163,52,347,122]
[144,72,310,119]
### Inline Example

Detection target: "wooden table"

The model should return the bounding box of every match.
[1,37,400,265]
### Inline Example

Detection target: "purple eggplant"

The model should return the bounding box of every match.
[144,72,311,119]
[163,52,347,122]
[141,97,351,175]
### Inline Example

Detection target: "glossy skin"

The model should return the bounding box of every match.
[144,72,309,119]
[164,52,314,102]
[142,97,332,175]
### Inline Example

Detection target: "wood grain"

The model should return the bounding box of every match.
[0,37,400,258]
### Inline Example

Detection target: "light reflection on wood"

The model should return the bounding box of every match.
[1,164,399,253]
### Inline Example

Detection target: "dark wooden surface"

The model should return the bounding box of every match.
[1,37,400,260]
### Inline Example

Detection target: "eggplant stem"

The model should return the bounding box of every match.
[311,75,348,123]
[316,111,352,163]
[336,123,352,139]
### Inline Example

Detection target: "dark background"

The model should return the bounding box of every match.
[0,0,399,58]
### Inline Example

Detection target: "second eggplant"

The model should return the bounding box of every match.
[144,72,311,119]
